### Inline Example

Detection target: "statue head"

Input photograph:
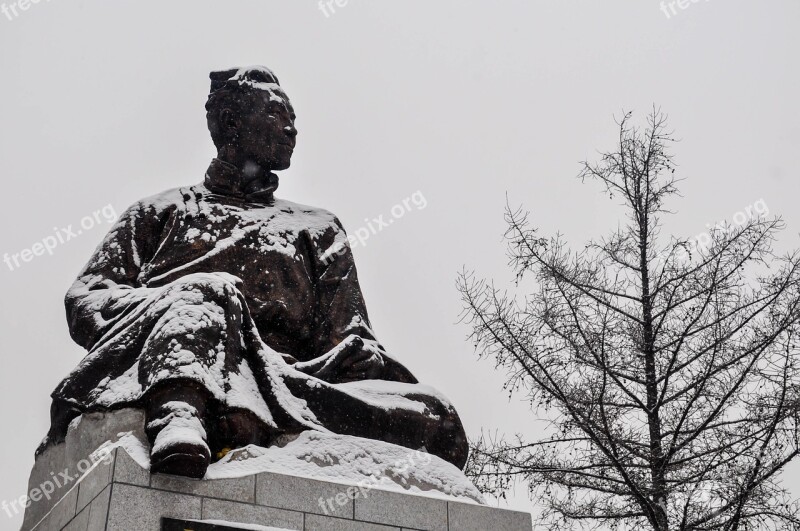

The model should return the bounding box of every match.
[206,66,297,174]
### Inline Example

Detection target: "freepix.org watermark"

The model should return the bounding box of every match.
[3,204,118,273]
[322,190,427,265]
[657,199,769,264]
[660,0,712,20]
[2,448,113,519]
[318,0,350,18]
[1,0,52,22]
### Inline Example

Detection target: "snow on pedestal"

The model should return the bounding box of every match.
[21,409,531,531]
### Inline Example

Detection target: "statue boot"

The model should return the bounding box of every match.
[145,384,212,479]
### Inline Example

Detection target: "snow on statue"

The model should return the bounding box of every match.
[41,66,469,479]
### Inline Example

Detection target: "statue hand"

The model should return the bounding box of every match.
[212,272,245,291]
[300,336,387,384]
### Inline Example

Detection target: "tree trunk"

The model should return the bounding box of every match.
[640,207,669,531]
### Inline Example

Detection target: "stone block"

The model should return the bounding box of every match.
[304,514,401,531]
[76,456,114,513]
[105,483,202,531]
[30,484,79,531]
[200,497,303,530]
[447,501,532,531]
[22,442,69,530]
[151,473,255,503]
[354,489,447,531]
[22,410,148,531]
[111,448,150,487]
[63,506,90,531]
[256,472,353,519]
[85,485,111,531]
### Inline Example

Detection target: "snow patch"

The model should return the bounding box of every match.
[207,431,484,504]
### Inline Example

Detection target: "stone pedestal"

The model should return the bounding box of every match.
[21,411,530,531]
[23,446,531,531]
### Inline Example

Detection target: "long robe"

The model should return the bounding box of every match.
[45,160,468,469]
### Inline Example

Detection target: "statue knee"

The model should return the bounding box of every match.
[412,396,469,470]
[433,409,469,470]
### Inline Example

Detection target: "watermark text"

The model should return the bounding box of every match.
[3,204,118,273]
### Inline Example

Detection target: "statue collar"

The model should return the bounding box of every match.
[204,158,279,203]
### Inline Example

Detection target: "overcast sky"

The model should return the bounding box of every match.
[1,0,799,527]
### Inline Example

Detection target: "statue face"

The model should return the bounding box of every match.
[226,89,297,173]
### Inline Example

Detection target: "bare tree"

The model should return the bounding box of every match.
[458,110,800,531]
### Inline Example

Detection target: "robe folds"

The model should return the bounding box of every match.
[45,160,468,469]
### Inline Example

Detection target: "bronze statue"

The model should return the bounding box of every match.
[42,66,468,479]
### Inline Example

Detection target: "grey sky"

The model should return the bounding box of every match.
[1,1,798,527]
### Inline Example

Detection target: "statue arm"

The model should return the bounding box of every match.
[297,218,417,384]
[65,201,171,351]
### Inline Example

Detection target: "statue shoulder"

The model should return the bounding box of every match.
[119,186,198,221]
[271,198,344,235]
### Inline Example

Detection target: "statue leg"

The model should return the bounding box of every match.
[278,375,470,469]
[139,274,284,473]
[145,382,212,478]
[49,273,289,464]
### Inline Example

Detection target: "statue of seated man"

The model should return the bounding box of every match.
[43,66,468,479]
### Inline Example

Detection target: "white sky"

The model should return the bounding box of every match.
[1,1,799,528]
